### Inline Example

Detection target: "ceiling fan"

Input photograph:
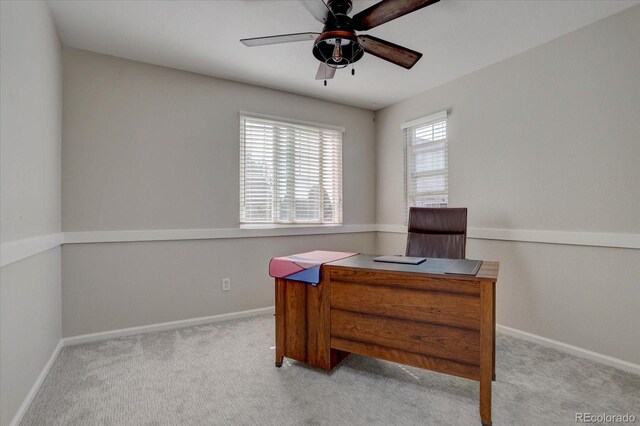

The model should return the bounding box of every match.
[240,0,440,85]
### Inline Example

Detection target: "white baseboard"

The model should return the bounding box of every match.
[63,306,275,346]
[497,324,640,376]
[9,339,63,426]
[10,307,273,425]
[10,310,637,426]
[62,308,639,376]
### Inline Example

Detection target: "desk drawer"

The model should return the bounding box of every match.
[331,281,480,330]
[329,267,480,295]
[331,309,480,366]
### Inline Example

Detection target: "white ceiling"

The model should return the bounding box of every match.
[47,0,638,110]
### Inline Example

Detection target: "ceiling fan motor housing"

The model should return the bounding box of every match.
[312,0,363,67]
[326,0,352,15]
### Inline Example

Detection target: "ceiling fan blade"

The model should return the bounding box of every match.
[298,0,335,24]
[240,32,319,47]
[359,35,422,69]
[315,62,336,80]
[352,0,440,31]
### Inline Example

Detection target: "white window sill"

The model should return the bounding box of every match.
[239,224,343,230]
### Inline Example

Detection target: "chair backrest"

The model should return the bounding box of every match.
[405,207,467,259]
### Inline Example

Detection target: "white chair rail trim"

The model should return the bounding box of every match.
[63,224,377,244]
[1,226,637,267]
[377,225,639,250]
[0,233,64,267]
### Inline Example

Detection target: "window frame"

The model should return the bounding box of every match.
[403,110,449,224]
[239,113,344,226]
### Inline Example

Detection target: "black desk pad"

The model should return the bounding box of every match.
[328,254,482,276]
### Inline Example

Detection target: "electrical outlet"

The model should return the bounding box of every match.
[222,278,231,292]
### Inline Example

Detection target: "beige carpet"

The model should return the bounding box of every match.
[22,314,640,425]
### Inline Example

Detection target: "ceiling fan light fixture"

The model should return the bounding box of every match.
[332,39,342,62]
[312,31,363,68]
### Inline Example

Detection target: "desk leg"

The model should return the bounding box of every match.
[275,278,285,367]
[480,281,494,426]
[306,282,329,369]
[493,284,496,381]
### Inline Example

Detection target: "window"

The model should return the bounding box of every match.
[240,114,343,225]
[403,111,448,222]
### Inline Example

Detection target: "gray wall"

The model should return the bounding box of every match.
[61,49,377,336]
[0,250,62,426]
[0,2,62,425]
[62,48,376,230]
[375,7,640,364]
[62,234,375,336]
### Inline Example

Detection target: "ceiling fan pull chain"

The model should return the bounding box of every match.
[351,50,355,76]
[324,60,328,86]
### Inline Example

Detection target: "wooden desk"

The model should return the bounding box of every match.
[275,254,499,426]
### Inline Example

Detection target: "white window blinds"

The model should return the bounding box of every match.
[240,115,343,224]
[403,111,448,220]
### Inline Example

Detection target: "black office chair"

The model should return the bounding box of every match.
[405,207,468,259]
